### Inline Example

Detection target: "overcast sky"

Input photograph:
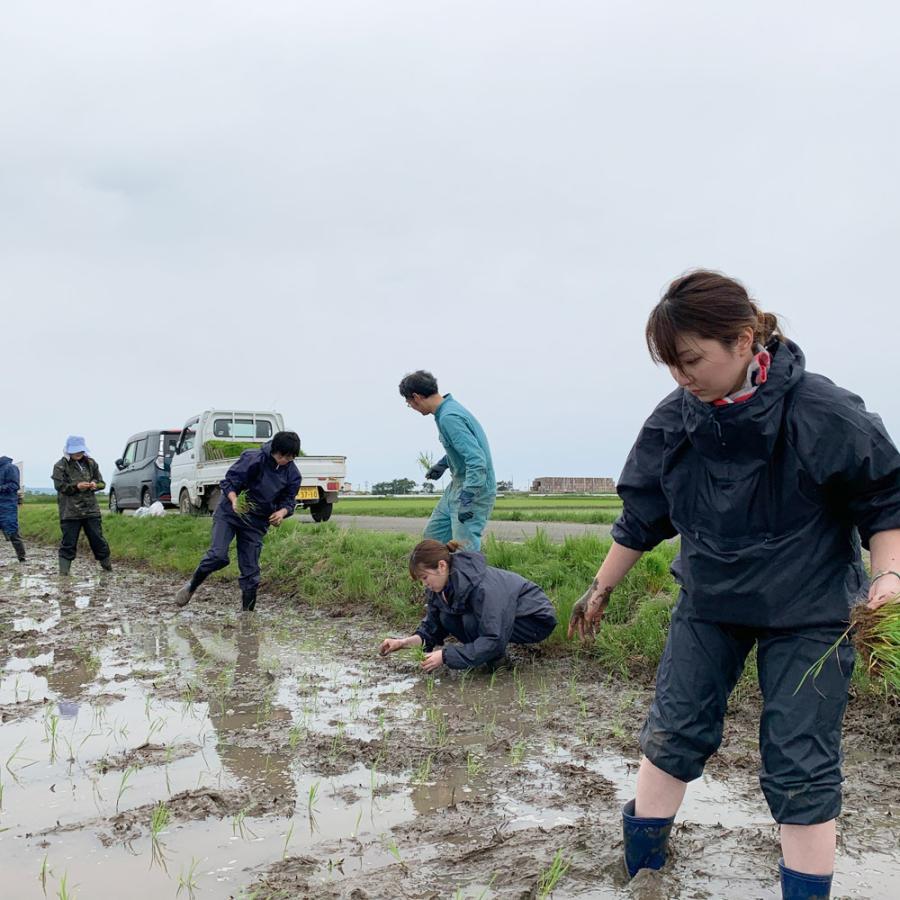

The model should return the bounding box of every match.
[3,1,899,491]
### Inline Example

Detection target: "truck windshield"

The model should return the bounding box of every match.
[213,419,273,439]
[161,435,179,457]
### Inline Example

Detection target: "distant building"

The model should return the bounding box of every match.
[531,476,616,494]
[341,482,353,493]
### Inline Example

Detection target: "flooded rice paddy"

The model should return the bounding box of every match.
[1,549,898,898]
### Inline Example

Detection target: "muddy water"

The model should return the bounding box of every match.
[1,550,898,899]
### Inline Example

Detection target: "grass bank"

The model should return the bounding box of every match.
[337,495,624,525]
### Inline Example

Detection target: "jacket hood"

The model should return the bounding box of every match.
[0,456,12,467]
[681,338,806,465]
[445,550,487,612]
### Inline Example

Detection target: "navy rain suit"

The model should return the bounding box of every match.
[414,550,557,669]
[612,339,900,824]
[192,442,301,593]
[0,456,26,561]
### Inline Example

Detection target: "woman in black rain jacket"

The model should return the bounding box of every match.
[380,539,558,671]
[568,271,900,899]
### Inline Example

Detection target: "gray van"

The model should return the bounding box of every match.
[109,430,181,512]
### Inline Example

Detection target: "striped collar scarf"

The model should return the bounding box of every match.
[712,345,771,407]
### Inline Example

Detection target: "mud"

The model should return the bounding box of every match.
[1,548,898,899]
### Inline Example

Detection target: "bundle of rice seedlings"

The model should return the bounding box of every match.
[795,597,900,695]
[234,490,256,519]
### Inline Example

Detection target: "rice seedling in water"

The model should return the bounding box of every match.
[38,853,53,896]
[44,711,61,763]
[537,849,571,898]
[232,806,256,840]
[466,752,483,779]
[149,801,170,870]
[795,599,900,695]
[307,781,320,816]
[412,753,434,784]
[509,740,527,766]
[56,871,77,900]
[281,821,295,860]
[115,766,137,811]
[176,857,200,899]
[383,833,403,863]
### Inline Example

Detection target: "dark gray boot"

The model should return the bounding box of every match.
[241,588,258,612]
[59,557,72,576]
[99,557,113,572]
[9,532,26,562]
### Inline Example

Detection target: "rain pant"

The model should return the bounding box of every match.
[424,394,496,550]
[612,338,900,824]
[0,456,20,536]
[414,550,557,669]
[192,442,301,592]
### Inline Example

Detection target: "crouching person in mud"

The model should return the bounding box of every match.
[175,431,301,612]
[568,271,900,899]
[380,539,558,672]
[52,436,111,575]
[0,454,26,563]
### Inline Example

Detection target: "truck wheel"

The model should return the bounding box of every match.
[141,488,152,508]
[179,490,197,516]
[204,487,221,515]
[109,490,123,514]
[310,501,333,523]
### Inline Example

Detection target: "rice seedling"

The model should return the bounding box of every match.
[281,821,295,860]
[38,853,53,896]
[115,766,137,812]
[466,752,483,779]
[383,833,403,863]
[416,450,435,473]
[351,806,363,838]
[288,723,304,751]
[176,857,200,899]
[44,712,60,763]
[232,806,256,840]
[149,802,170,870]
[509,740,527,766]
[307,781,320,816]
[6,737,34,784]
[537,849,570,898]
[56,871,77,900]
[795,599,900,695]
[412,753,434,784]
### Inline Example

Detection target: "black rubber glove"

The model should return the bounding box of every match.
[457,490,475,523]
[425,463,447,480]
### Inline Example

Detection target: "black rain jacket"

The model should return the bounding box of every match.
[415,551,557,668]
[611,339,900,628]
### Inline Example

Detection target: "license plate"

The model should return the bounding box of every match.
[297,486,319,500]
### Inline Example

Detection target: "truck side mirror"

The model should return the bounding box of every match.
[115,458,126,470]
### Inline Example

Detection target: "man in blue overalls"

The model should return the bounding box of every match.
[399,370,496,551]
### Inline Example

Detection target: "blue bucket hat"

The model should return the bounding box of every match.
[65,435,89,455]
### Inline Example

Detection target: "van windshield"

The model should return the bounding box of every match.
[162,435,179,457]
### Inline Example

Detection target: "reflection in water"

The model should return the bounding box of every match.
[178,618,296,806]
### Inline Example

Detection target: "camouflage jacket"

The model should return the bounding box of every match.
[52,456,106,520]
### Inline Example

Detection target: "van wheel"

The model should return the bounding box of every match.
[179,490,197,516]
[109,490,123,514]
[310,501,333,523]
[141,488,152,508]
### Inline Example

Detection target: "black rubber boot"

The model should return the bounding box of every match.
[99,557,113,572]
[779,860,832,899]
[59,557,72,576]
[241,588,258,612]
[10,533,26,562]
[622,799,675,878]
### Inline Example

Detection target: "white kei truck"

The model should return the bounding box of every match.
[169,410,347,522]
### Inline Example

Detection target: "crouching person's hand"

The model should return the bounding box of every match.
[567,581,612,642]
[379,638,406,656]
[420,649,445,672]
[269,508,288,527]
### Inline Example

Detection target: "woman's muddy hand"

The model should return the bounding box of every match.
[867,572,900,610]
[420,649,444,672]
[567,580,612,642]
[380,638,404,656]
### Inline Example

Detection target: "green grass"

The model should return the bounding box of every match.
[336,494,624,525]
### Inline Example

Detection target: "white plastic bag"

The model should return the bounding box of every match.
[148,501,165,517]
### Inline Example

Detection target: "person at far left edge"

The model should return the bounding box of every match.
[174,431,302,612]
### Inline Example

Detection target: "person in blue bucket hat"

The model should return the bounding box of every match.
[0,455,26,563]
[52,436,112,575]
